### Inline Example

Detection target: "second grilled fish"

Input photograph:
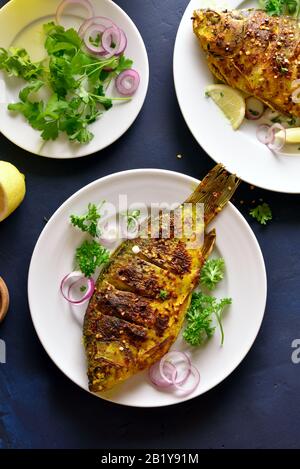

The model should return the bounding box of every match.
[83,164,240,393]
[193,9,300,116]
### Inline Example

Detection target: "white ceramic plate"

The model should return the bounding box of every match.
[28,169,267,407]
[0,0,149,158]
[174,0,300,193]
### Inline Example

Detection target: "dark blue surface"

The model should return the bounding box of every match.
[0,0,300,449]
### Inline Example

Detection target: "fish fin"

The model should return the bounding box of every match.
[184,164,240,225]
[201,229,216,260]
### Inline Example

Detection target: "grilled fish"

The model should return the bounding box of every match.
[193,9,300,116]
[83,165,239,393]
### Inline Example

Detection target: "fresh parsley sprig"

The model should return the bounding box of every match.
[200,258,225,291]
[75,240,109,278]
[260,0,299,16]
[249,203,272,225]
[70,203,104,238]
[70,202,110,277]
[183,292,232,346]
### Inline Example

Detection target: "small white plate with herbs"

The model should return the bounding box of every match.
[28,169,267,407]
[0,0,149,158]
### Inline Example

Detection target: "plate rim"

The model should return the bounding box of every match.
[173,0,300,194]
[27,167,267,408]
[0,0,149,159]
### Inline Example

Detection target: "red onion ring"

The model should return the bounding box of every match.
[101,26,121,55]
[159,351,192,386]
[173,366,200,397]
[256,123,286,152]
[245,96,264,120]
[149,361,177,388]
[78,16,116,37]
[60,271,95,305]
[256,124,272,144]
[115,29,127,56]
[56,0,94,25]
[116,69,140,96]
[84,24,107,55]
[267,123,286,151]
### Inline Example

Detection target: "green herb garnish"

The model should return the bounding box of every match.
[288,116,296,126]
[159,290,169,300]
[2,22,133,144]
[249,203,272,225]
[270,115,282,124]
[200,258,225,291]
[70,202,104,238]
[183,292,232,346]
[249,109,260,117]
[75,240,109,278]
[260,0,299,16]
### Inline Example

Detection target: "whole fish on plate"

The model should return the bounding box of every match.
[193,8,300,116]
[83,164,239,393]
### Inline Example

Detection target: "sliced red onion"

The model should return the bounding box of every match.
[173,366,200,397]
[115,29,127,56]
[56,0,94,25]
[267,123,286,151]
[78,16,116,37]
[116,69,140,96]
[60,271,95,305]
[84,24,107,55]
[149,361,177,388]
[245,96,264,120]
[101,26,121,54]
[256,124,272,144]
[159,351,192,386]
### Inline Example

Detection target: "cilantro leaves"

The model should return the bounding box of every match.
[200,258,225,291]
[75,240,109,278]
[70,202,110,277]
[183,292,232,346]
[249,203,272,225]
[2,22,133,144]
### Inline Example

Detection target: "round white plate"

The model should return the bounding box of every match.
[28,169,267,407]
[0,0,149,158]
[174,0,300,193]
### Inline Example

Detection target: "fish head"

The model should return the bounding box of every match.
[193,9,247,56]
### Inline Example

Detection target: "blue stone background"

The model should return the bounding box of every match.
[0,0,300,449]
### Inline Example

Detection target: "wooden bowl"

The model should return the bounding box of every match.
[0,277,9,322]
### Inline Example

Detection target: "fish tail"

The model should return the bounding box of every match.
[201,229,216,260]
[184,164,240,225]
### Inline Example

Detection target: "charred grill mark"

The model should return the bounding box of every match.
[86,314,148,344]
[154,313,170,337]
[93,283,156,328]
[107,257,164,299]
[135,238,192,276]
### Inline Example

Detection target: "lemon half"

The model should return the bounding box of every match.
[0,161,26,222]
[205,84,245,130]
[277,127,300,144]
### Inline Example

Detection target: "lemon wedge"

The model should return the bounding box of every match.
[277,127,300,144]
[0,161,26,222]
[205,84,245,130]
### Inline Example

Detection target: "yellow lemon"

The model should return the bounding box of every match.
[0,161,26,222]
[277,127,300,144]
[205,84,245,130]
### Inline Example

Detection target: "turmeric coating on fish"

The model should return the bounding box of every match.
[193,8,300,116]
[83,164,239,393]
